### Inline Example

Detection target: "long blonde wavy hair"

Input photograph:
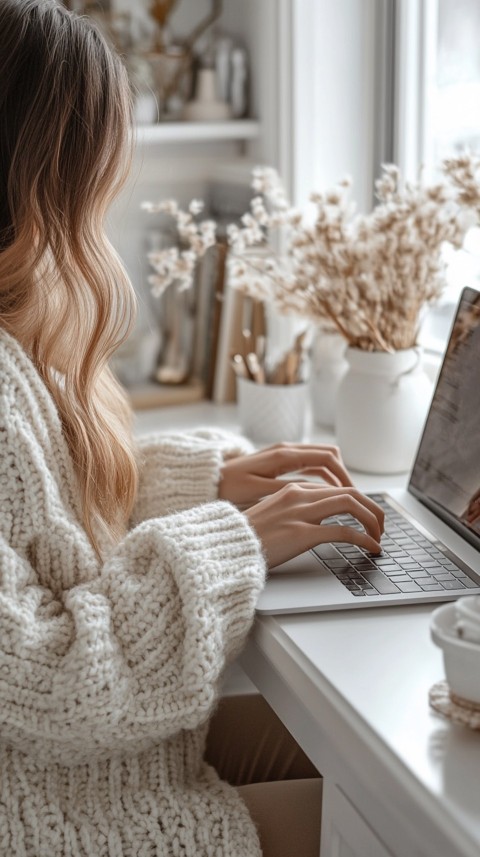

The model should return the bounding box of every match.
[0,0,139,556]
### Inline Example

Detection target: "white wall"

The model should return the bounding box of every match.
[291,0,389,212]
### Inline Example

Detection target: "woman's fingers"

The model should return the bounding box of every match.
[250,471,341,497]
[314,523,382,554]
[295,467,344,487]
[245,482,386,568]
[282,483,385,537]
[219,443,356,508]
[304,492,383,543]
[258,442,354,486]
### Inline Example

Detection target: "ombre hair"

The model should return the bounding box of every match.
[0,0,139,555]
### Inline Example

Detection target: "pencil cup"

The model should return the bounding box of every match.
[237,377,308,444]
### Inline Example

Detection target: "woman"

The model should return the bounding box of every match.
[0,2,384,855]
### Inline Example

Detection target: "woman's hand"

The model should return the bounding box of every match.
[245,483,385,569]
[218,442,353,507]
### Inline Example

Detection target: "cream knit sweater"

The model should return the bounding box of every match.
[0,328,267,857]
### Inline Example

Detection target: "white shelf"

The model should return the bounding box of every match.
[127,378,205,410]
[135,119,260,145]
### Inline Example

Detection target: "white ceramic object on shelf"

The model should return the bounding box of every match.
[431,601,480,705]
[309,329,348,429]
[183,68,231,122]
[335,347,433,474]
[133,91,158,125]
[237,377,308,444]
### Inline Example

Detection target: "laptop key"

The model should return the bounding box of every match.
[313,544,342,561]
[374,563,402,572]
[324,559,352,570]
[355,563,377,573]
[396,581,422,592]
[443,580,465,590]
[360,570,400,594]
[419,582,444,591]
[398,562,423,570]
[383,569,408,578]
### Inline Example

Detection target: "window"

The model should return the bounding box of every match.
[424,0,480,168]
[395,0,480,351]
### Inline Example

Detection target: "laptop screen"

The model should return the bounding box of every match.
[409,286,480,551]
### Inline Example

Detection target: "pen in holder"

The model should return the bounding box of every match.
[232,331,309,443]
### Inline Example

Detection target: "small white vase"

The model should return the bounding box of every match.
[309,329,348,429]
[183,68,231,121]
[335,347,433,474]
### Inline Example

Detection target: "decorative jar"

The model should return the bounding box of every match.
[335,347,433,473]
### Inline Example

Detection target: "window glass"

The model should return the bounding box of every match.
[421,0,480,339]
[428,0,480,163]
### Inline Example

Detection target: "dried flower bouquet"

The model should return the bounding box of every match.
[229,159,480,352]
[141,198,217,293]
[142,155,480,353]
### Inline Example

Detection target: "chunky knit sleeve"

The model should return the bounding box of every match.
[131,427,255,524]
[0,403,265,761]
[0,507,265,759]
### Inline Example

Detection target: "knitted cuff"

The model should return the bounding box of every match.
[155,500,267,668]
[131,429,255,525]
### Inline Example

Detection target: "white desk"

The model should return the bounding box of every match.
[241,607,480,857]
[135,402,480,857]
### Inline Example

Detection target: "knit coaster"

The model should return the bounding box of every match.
[429,680,480,731]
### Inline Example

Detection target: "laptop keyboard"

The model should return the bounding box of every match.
[313,493,480,598]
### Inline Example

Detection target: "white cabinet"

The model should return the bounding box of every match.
[320,781,394,857]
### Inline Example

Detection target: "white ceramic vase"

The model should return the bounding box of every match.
[335,347,433,474]
[309,329,348,429]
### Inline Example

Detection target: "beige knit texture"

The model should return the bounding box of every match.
[0,328,266,857]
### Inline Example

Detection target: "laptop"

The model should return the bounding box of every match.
[256,285,480,614]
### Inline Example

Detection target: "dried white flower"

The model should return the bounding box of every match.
[223,159,480,351]
[189,199,204,215]
[142,158,480,350]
